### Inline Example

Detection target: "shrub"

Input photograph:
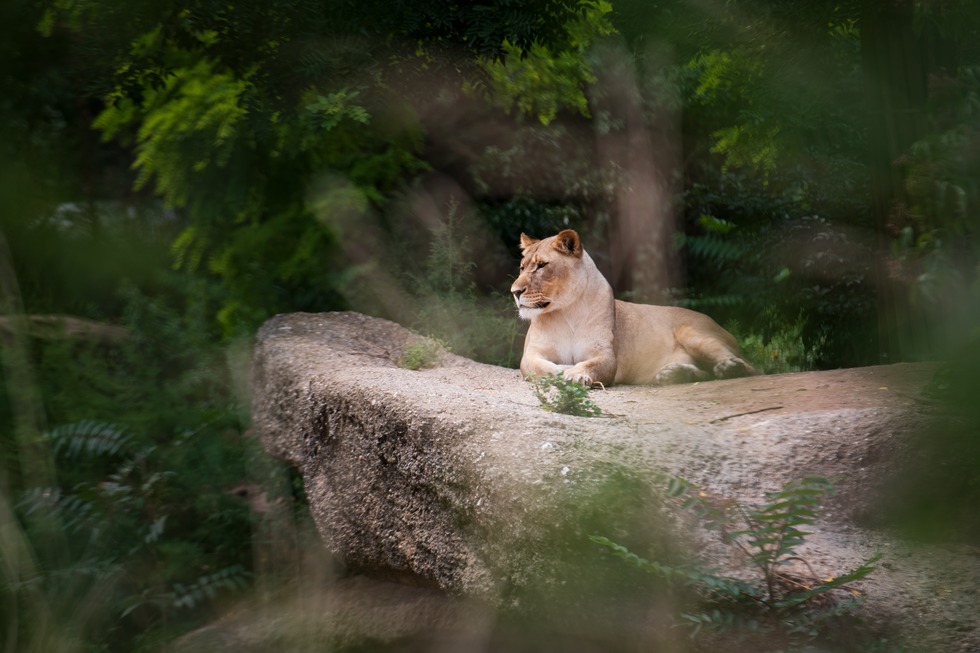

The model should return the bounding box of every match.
[398,334,448,370]
[0,277,294,652]
[529,372,603,417]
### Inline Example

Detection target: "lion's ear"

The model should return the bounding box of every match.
[553,229,583,257]
[519,233,539,252]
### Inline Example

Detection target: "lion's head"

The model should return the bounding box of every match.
[510,229,588,320]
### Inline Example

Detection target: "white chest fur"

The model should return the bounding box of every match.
[533,301,606,365]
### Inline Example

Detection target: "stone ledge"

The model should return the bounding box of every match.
[251,311,978,651]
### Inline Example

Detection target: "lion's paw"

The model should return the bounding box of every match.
[713,357,754,379]
[655,363,705,385]
[565,370,594,387]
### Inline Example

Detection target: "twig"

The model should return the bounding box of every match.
[709,405,783,424]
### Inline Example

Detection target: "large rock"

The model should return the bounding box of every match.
[251,311,980,651]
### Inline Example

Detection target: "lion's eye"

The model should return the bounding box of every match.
[535,261,548,271]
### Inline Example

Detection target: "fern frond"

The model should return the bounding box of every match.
[170,565,251,609]
[46,420,133,459]
[682,608,761,638]
[589,535,755,598]
[774,553,880,610]
[17,487,100,535]
[679,232,746,266]
[679,293,747,309]
[730,477,833,567]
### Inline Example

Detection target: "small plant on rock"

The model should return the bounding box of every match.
[529,372,602,417]
[398,334,448,370]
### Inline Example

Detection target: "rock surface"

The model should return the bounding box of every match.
[251,311,980,651]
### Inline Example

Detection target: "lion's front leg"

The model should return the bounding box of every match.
[521,352,614,388]
[562,363,597,388]
[520,353,571,381]
[564,351,616,388]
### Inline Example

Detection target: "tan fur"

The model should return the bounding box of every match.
[510,230,758,387]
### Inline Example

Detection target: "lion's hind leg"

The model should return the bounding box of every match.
[653,349,711,385]
[655,361,709,385]
[674,324,758,380]
[712,357,756,379]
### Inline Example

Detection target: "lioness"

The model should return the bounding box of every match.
[511,229,757,387]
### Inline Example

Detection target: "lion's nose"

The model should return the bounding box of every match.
[511,287,524,300]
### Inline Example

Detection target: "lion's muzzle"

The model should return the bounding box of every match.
[512,287,550,311]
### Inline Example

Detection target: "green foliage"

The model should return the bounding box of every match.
[679,179,879,369]
[678,2,867,188]
[304,90,371,132]
[17,414,254,619]
[0,267,295,652]
[475,0,615,124]
[688,47,781,179]
[401,199,522,367]
[728,316,814,374]
[97,58,253,209]
[593,476,880,646]
[82,4,433,337]
[896,65,980,322]
[350,0,607,62]
[623,0,882,369]
[45,420,134,458]
[418,199,478,298]
[35,0,617,341]
[880,333,980,543]
[7,0,979,647]
[398,334,447,370]
[529,372,602,417]
[169,565,251,610]
[409,292,521,368]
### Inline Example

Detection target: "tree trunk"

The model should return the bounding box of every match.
[861,0,925,362]
[861,0,957,361]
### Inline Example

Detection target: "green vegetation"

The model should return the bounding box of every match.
[593,476,881,649]
[401,198,522,368]
[881,333,980,543]
[0,273,284,652]
[529,372,604,417]
[398,334,448,370]
[1,0,978,649]
[729,316,815,374]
